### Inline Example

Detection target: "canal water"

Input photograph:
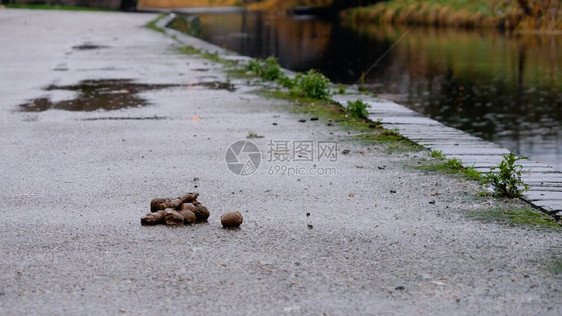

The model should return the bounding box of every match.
[193,11,562,171]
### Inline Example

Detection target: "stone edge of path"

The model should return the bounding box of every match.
[155,13,562,220]
[332,95,562,220]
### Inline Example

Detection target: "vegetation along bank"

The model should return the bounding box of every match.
[342,0,562,31]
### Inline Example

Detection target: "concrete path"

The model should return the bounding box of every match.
[0,9,561,315]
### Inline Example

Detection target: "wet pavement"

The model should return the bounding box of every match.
[0,9,561,315]
[18,79,182,112]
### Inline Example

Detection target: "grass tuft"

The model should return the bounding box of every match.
[467,207,561,229]
[431,150,445,160]
[146,15,166,33]
[416,157,483,181]
[547,258,562,274]
[178,46,236,66]
[258,89,422,152]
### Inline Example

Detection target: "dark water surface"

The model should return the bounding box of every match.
[195,11,562,171]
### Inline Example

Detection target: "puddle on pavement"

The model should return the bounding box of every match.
[72,44,109,50]
[81,116,168,121]
[19,79,180,112]
[18,79,236,112]
[189,81,236,92]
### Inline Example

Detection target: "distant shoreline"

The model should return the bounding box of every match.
[341,0,562,33]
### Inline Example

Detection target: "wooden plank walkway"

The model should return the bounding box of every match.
[333,95,562,219]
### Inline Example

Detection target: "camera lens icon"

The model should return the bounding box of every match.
[225,140,261,176]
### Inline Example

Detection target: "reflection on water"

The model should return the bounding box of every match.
[196,11,562,171]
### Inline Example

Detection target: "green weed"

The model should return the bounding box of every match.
[244,58,330,100]
[336,84,347,94]
[247,131,264,139]
[245,57,283,81]
[290,70,331,100]
[346,99,370,120]
[483,153,529,198]
[277,75,295,89]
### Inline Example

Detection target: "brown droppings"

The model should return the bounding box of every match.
[221,211,243,228]
[141,210,165,226]
[150,198,170,212]
[180,203,196,212]
[193,205,210,222]
[143,192,208,227]
[164,209,184,226]
[164,198,184,210]
[179,210,196,225]
[179,192,199,203]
